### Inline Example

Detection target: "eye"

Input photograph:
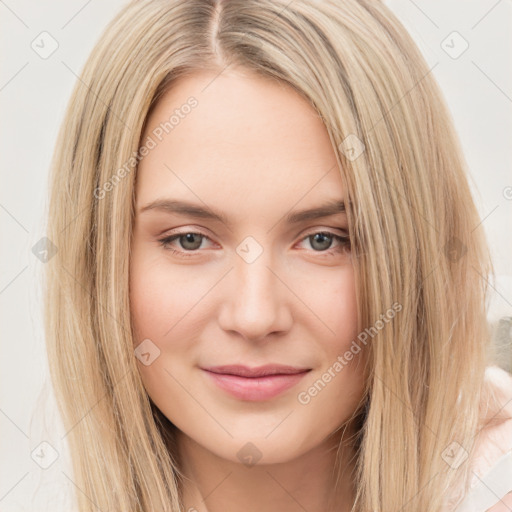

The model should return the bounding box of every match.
[158,231,212,258]
[297,230,351,255]
[157,229,351,259]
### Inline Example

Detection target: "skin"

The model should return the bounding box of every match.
[486,492,512,512]
[129,68,367,512]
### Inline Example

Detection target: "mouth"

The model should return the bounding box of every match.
[201,365,311,401]
[201,364,311,378]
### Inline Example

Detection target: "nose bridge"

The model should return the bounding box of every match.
[219,240,290,341]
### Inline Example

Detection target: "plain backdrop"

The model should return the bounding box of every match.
[1,0,511,510]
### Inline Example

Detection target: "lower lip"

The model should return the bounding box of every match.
[202,370,309,401]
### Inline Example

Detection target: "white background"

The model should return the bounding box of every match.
[1,1,511,510]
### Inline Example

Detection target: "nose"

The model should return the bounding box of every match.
[218,251,293,343]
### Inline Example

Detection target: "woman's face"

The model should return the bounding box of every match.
[130,69,366,465]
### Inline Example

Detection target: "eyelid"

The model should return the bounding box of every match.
[294,228,350,251]
[159,229,216,250]
[160,225,348,242]
[301,226,348,237]
[158,226,350,258]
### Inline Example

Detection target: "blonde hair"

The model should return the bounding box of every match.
[44,0,494,510]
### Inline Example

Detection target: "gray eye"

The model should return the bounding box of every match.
[309,233,333,251]
[179,233,203,250]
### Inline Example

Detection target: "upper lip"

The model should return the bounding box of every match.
[202,364,311,378]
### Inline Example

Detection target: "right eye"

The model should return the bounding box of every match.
[158,231,213,258]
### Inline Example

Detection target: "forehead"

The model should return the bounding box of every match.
[136,69,345,209]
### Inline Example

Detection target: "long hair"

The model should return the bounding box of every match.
[43,0,494,510]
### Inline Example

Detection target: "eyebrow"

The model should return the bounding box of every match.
[138,198,346,226]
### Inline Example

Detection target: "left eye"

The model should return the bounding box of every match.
[158,230,350,258]
[298,231,350,253]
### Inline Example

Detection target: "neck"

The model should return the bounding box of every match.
[174,425,358,512]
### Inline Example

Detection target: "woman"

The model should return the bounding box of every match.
[44,0,512,510]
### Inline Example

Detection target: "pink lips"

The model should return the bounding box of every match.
[201,364,311,401]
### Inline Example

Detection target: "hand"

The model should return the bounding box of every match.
[485,491,512,511]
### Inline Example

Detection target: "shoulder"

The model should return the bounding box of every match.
[451,365,512,512]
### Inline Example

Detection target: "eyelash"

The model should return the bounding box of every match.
[157,230,350,259]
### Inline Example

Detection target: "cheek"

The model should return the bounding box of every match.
[297,265,363,404]
[302,265,359,349]
[337,273,361,340]
[129,265,168,346]
[329,268,364,383]
[129,255,194,406]
[129,249,200,345]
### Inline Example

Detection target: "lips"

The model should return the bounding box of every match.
[201,364,311,378]
[201,364,311,401]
